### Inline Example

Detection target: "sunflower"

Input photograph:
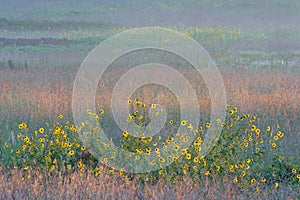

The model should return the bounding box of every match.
[68,150,75,156]
[39,128,45,133]
[186,153,191,160]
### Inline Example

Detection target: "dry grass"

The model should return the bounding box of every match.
[1,66,298,115]
[1,170,299,200]
[0,63,299,199]
[0,65,298,154]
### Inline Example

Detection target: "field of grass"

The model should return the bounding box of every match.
[0,0,300,199]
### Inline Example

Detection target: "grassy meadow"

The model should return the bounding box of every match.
[0,0,299,199]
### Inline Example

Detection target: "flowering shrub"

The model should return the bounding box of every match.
[2,102,299,188]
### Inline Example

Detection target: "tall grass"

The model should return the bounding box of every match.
[0,62,298,155]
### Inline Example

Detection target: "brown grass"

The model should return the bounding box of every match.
[1,169,299,200]
[0,65,299,199]
[1,66,298,115]
[0,66,298,149]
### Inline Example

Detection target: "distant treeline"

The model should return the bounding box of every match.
[0,18,108,31]
[0,37,79,47]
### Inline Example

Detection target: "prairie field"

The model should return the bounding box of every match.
[0,0,299,199]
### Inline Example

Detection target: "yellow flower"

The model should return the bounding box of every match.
[135,155,140,160]
[241,171,246,177]
[136,149,143,154]
[109,167,115,173]
[181,120,188,126]
[181,149,188,155]
[251,178,256,185]
[275,182,279,188]
[184,136,190,142]
[150,160,156,165]
[127,100,132,104]
[151,104,156,108]
[81,146,86,151]
[233,177,238,183]
[23,136,30,143]
[24,166,29,170]
[39,128,45,133]
[145,147,151,154]
[292,168,297,174]
[261,177,266,183]
[100,110,105,115]
[255,128,260,135]
[49,165,55,172]
[103,157,108,163]
[186,153,191,160]
[21,145,27,151]
[58,114,63,119]
[123,131,129,138]
[193,166,198,171]
[128,114,134,120]
[274,136,279,141]
[204,171,210,176]
[159,157,165,163]
[158,169,164,175]
[297,174,300,179]
[205,123,210,128]
[169,119,174,125]
[266,126,271,131]
[260,139,264,143]
[173,145,179,151]
[194,140,201,146]
[193,157,199,163]
[18,124,23,129]
[251,125,256,131]
[68,150,75,156]
[272,143,277,148]
[187,124,193,130]
[277,131,284,138]
[233,107,238,113]
[17,133,22,138]
[18,123,27,129]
